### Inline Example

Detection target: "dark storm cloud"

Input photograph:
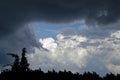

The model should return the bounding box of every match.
[0,0,120,34]
[0,0,120,36]
[0,0,120,68]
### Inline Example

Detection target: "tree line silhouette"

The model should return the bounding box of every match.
[0,48,120,80]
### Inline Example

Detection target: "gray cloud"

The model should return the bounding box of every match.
[0,26,41,65]
[1,0,120,36]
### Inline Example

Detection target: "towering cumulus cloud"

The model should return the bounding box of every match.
[0,0,120,73]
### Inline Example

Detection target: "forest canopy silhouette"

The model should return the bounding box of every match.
[0,48,120,80]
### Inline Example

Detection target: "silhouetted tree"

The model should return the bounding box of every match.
[104,73,116,80]
[20,48,29,72]
[7,53,20,72]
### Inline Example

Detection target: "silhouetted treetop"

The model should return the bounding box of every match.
[7,53,20,72]
[20,48,29,72]
[6,48,29,72]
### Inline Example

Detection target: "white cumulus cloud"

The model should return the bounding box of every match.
[27,30,120,75]
[39,38,57,52]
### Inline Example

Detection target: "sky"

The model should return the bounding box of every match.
[29,21,120,75]
[0,0,120,76]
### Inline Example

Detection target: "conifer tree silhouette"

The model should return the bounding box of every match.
[20,48,29,72]
[7,53,20,72]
